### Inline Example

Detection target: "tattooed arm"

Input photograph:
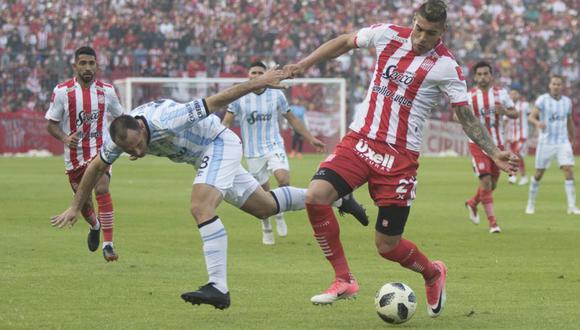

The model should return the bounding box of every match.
[453,104,518,174]
[454,104,498,156]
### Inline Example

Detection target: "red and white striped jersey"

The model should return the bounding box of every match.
[351,24,468,152]
[45,77,124,172]
[505,100,531,142]
[467,86,514,148]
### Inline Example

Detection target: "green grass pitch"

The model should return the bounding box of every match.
[1,155,579,329]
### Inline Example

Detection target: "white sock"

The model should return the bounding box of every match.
[274,213,284,222]
[103,241,113,248]
[270,187,306,212]
[528,177,540,205]
[565,180,576,208]
[261,218,273,232]
[198,217,228,294]
[91,219,100,231]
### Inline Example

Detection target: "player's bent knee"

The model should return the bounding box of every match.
[375,235,401,255]
[305,187,333,205]
[190,203,216,222]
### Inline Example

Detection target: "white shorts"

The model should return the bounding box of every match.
[534,142,575,169]
[246,149,290,185]
[194,130,260,208]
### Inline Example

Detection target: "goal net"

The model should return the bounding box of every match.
[114,77,347,153]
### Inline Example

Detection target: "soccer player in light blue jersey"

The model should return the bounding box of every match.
[50,68,368,310]
[526,75,579,215]
[223,61,325,245]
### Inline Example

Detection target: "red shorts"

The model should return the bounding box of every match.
[319,131,419,207]
[67,164,111,191]
[469,143,500,179]
[508,139,527,156]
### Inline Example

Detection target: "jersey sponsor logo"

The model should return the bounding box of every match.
[354,139,395,171]
[247,111,272,125]
[548,113,566,122]
[391,35,407,43]
[76,110,100,127]
[382,65,415,86]
[372,86,413,108]
[186,101,205,122]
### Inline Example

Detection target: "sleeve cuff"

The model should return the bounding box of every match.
[451,101,469,107]
[201,98,210,117]
[99,151,113,165]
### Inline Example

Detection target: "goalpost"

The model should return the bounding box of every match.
[113,77,347,152]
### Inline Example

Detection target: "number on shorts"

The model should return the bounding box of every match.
[395,177,417,199]
[199,156,210,169]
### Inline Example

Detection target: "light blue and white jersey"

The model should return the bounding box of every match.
[100,98,225,167]
[535,93,573,144]
[227,88,289,158]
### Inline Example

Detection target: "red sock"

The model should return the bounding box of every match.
[468,187,481,206]
[380,239,438,282]
[479,189,497,226]
[81,205,98,227]
[96,193,114,242]
[306,203,350,281]
[519,158,526,176]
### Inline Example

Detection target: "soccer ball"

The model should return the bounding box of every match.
[374,282,417,324]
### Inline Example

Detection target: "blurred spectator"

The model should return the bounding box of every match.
[0,0,577,118]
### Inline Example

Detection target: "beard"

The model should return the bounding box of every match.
[80,73,94,84]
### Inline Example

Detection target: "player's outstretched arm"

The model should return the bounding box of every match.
[205,68,289,113]
[50,157,109,228]
[453,104,518,174]
[284,33,357,77]
[284,111,325,152]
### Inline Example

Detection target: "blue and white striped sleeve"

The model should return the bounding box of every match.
[534,95,545,111]
[158,98,209,133]
[277,91,290,114]
[227,99,240,114]
[99,137,123,165]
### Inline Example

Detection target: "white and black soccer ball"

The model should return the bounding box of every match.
[374,282,417,324]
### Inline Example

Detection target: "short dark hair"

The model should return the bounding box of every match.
[248,61,267,70]
[75,46,97,61]
[472,61,493,75]
[417,0,447,24]
[109,115,140,144]
[550,74,564,83]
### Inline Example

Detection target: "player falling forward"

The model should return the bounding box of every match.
[50,68,368,310]
[526,75,580,215]
[222,61,332,245]
[505,87,531,185]
[284,0,518,318]
[464,61,518,233]
[45,46,123,261]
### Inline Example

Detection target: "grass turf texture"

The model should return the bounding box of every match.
[1,155,579,329]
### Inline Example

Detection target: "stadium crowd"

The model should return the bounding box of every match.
[0,0,578,117]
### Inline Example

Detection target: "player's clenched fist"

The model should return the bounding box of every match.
[283,64,305,78]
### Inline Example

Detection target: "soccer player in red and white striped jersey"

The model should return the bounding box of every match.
[285,0,518,318]
[464,61,518,234]
[505,88,531,185]
[45,46,123,261]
